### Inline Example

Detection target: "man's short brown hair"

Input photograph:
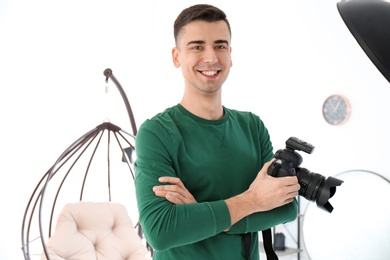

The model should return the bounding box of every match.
[173,4,231,45]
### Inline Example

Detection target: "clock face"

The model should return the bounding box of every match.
[322,94,351,125]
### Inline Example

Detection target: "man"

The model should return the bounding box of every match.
[134,4,299,259]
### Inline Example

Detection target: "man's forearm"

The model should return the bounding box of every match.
[224,166,299,227]
[224,191,256,226]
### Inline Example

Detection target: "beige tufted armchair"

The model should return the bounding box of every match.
[41,201,151,260]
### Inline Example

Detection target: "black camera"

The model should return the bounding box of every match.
[268,137,343,213]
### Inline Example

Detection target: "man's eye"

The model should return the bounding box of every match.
[192,46,202,50]
[215,45,226,49]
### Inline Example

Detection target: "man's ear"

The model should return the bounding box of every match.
[172,47,180,68]
[230,46,233,68]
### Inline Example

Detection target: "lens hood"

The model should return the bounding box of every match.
[315,176,344,213]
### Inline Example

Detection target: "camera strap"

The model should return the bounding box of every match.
[241,233,251,260]
[262,228,278,260]
[241,229,278,260]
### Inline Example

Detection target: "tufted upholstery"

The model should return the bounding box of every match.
[41,201,151,260]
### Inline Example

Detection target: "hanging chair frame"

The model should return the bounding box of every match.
[21,69,152,259]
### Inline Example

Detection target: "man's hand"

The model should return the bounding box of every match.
[225,160,300,226]
[246,160,300,212]
[153,176,197,204]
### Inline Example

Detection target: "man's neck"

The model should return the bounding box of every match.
[180,97,224,120]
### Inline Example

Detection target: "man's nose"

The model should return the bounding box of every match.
[202,48,219,64]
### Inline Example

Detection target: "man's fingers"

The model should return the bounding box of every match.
[153,184,196,204]
[159,176,184,187]
[166,194,185,204]
[153,187,184,202]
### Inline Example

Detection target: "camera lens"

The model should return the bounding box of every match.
[296,168,324,200]
[296,167,343,213]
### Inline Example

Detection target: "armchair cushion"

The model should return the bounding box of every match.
[41,201,150,260]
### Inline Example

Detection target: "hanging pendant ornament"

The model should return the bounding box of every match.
[103,77,112,122]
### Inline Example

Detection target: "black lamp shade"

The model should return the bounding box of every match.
[337,0,390,83]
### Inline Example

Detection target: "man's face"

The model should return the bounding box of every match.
[172,20,232,95]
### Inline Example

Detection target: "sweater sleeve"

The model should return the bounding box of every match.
[134,119,231,251]
[226,199,298,234]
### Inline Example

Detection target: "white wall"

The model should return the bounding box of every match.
[1,0,389,259]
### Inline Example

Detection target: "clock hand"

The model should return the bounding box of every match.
[334,100,341,112]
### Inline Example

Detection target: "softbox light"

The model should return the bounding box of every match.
[337,0,390,83]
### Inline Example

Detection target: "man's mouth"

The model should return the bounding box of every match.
[200,70,220,77]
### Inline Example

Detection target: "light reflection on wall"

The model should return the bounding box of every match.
[303,170,390,260]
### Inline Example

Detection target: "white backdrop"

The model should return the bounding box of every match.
[1,0,390,259]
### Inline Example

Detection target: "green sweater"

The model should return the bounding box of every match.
[135,104,297,260]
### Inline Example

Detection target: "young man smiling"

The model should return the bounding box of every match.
[135,4,299,260]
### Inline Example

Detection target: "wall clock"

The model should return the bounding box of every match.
[322,94,351,125]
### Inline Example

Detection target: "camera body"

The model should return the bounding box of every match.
[268,137,343,213]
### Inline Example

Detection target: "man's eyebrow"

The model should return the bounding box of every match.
[187,40,229,46]
[187,40,205,46]
[215,40,229,45]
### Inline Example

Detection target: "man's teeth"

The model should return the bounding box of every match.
[202,71,217,76]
